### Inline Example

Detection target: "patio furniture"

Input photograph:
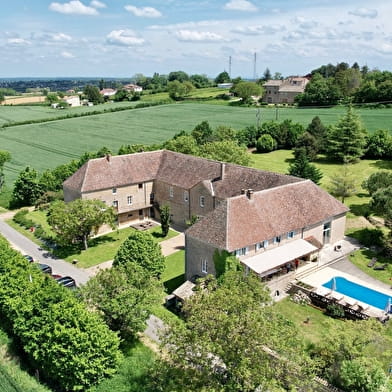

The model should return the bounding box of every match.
[367,257,377,267]
[374,263,387,270]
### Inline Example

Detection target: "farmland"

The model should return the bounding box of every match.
[1,102,391,190]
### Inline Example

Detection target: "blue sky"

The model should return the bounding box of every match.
[1,0,391,78]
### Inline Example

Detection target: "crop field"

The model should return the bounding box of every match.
[0,101,139,126]
[1,103,391,189]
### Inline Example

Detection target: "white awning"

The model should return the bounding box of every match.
[242,239,318,275]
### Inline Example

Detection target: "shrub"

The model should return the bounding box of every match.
[256,134,277,153]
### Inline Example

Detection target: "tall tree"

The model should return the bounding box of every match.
[154,270,316,391]
[214,71,231,84]
[48,199,116,250]
[287,149,323,184]
[231,81,262,104]
[327,105,367,163]
[191,121,213,145]
[168,71,190,82]
[159,204,171,237]
[12,166,43,207]
[201,140,251,166]
[306,116,327,152]
[262,67,271,81]
[329,164,357,203]
[81,262,162,340]
[113,230,165,277]
[84,84,104,104]
[167,80,194,100]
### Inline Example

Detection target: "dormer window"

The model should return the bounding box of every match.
[274,236,281,244]
[287,231,295,239]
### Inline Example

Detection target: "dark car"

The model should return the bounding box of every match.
[51,274,62,280]
[56,276,77,288]
[23,255,34,263]
[37,263,52,274]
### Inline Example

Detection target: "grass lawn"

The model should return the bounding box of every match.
[162,250,185,293]
[88,340,156,392]
[347,249,392,285]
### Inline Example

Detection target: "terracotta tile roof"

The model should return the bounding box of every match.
[63,151,163,192]
[264,80,283,86]
[187,180,349,252]
[157,150,221,188]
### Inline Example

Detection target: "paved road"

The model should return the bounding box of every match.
[0,219,90,286]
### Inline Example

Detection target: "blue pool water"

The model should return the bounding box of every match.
[323,276,392,311]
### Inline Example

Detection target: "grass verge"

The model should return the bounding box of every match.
[162,250,185,293]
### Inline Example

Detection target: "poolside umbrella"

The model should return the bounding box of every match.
[385,298,392,314]
[331,277,337,293]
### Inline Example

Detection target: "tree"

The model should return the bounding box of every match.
[329,164,356,203]
[47,199,116,250]
[211,125,237,142]
[306,116,327,152]
[200,140,251,166]
[190,74,211,88]
[287,149,323,185]
[256,134,277,153]
[167,80,194,100]
[191,121,213,145]
[294,132,318,161]
[365,129,392,159]
[113,230,165,277]
[164,135,200,155]
[327,105,367,163]
[12,166,43,207]
[370,186,392,218]
[45,92,59,105]
[81,262,162,340]
[231,81,262,104]
[154,270,316,391]
[168,70,189,83]
[214,71,231,84]
[262,67,271,81]
[84,84,104,104]
[159,204,171,237]
[0,150,11,192]
[362,171,392,196]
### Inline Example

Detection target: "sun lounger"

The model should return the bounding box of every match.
[367,257,377,267]
[374,263,387,270]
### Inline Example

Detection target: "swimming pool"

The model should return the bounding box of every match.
[323,276,392,312]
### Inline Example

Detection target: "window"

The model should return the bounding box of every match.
[150,193,154,203]
[287,231,295,239]
[200,196,205,207]
[169,186,174,198]
[112,200,118,208]
[323,222,331,244]
[263,240,269,248]
[235,247,248,256]
[138,183,143,190]
[274,236,281,244]
[184,191,189,202]
[127,196,133,205]
[255,242,264,251]
[112,187,117,195]
[201,259,208,273]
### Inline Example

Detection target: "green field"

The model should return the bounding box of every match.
[0,101,140,126]
[1,103,391,189]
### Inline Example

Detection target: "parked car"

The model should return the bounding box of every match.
[50,274,62,280]
[56,276,77,289]
[23,255,34,263]
[36,263,52,274]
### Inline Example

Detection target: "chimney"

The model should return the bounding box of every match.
[246,189,254,200]
[220,163,225,180]
[105,154,111,162]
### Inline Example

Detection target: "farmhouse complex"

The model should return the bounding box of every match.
[63,150,348,280]
[263,76,309,104]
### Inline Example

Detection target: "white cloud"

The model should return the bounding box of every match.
[49,1,98,16]
[124,5,161,18]
[224,0,257,12]
[90,0,106,8]
[51,32,72,41]
[232,25,284,35]
[7,38,30,45]
[348,8,378,18]
[60,51,75,58]
[174,30,225,42]
[106,29,145,46]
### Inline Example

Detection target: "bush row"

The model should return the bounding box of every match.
[1,100,172,128]
[13,209,53,244]
[0,235,122,391]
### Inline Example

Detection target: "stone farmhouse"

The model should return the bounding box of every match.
[263,77,309,104]
[63,150,348,281]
